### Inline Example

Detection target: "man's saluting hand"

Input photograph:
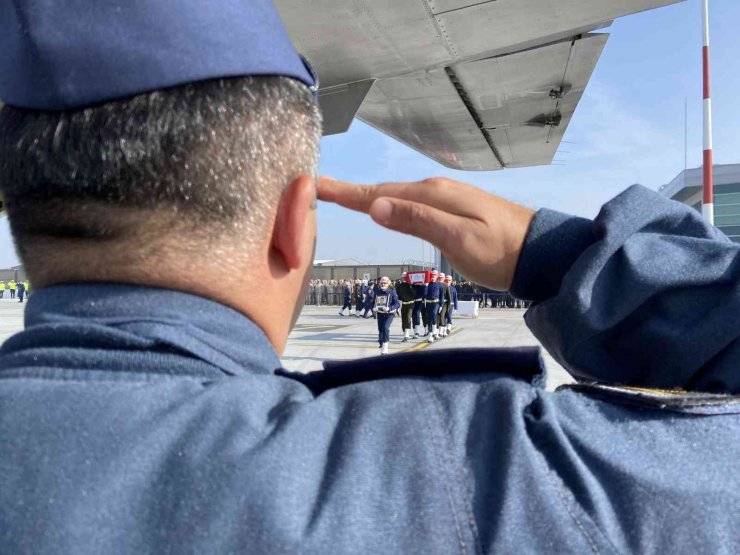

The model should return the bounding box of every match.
[317,176,535,291]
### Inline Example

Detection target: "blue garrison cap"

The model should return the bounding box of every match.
[0,0,317,110]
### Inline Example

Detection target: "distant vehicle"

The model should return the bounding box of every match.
[277,0,683,170]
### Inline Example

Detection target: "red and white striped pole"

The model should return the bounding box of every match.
[702,0,714,225]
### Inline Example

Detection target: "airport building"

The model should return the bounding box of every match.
[0,265,27,283]
[311,259,428,281]
[660,164,740,242]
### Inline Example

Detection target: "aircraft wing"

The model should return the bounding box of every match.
[277,0,683,171]
[358,34,607,170]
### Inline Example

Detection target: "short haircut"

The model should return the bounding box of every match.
[0,76,321,264]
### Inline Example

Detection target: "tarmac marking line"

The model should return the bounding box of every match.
[286,342,374,349]
[288,328,464,353]
[403,327,462,353]
[292,324,347,331]
[405,342,429,353]
[286,342,405,350]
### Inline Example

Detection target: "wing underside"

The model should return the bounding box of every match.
[276,0,682,170]
[358,34,607,170]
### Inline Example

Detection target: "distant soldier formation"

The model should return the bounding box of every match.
[307,277,527,308]
[305,271,520,349]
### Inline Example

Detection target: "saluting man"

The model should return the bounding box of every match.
[424,270,443,342]
[444,275,458,334]
[16,280,25,303]
[373,276,400,355]
[395,272,416,342]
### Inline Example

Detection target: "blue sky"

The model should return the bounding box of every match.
[1,0,738,267]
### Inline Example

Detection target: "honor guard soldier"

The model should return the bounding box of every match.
[372,276,400,355]
[424,270,443,342]
[395,272,416,341]
[353,279,363,316]
[444,275,458,334]
[2,2,740,554]
[412,276,426,338]
[338,279,352,315]
[361,279,375,318]
[437,272,452,338]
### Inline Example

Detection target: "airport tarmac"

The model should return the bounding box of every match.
[0,296,25,347]
[284,306,572,390]
[0,298,572,390]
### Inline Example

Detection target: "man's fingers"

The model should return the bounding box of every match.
[316,177,373,211]
[319,175,535,291]
[368,197,461,252]
[317,176,485,220]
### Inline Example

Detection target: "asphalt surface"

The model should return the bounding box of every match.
[0,299,573,391]
[283,306,572,390]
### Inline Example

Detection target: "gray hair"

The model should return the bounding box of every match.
[0,76,322,264]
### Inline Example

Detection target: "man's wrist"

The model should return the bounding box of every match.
[510,209,595,303]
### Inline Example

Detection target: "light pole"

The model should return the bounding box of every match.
[702,0,714,225]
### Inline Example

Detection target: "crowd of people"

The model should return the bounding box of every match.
[306,270,509,353]
[0,280,30,302]
[306,277,529,309]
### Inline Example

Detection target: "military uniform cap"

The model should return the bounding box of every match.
[0,0,317,110]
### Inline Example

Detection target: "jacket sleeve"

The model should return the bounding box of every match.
[510,185,740,393]
[390,291,401,312]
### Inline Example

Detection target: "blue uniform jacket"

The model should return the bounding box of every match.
[424,281,443,302]
[449,285,458,310]
[361,284,374,309]
[412,283,426,300]
[374,288,400,312]
[1,185,739,553]
[342,285,351,303]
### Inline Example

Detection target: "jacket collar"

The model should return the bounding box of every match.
[14,283,281,377]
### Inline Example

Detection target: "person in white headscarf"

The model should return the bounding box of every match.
[373,277,400,355]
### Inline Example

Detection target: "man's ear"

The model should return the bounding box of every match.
[272,175,316,270]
